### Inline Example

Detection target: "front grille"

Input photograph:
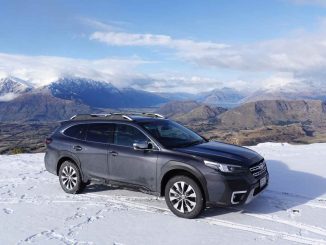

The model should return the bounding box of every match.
[250,160,267,178]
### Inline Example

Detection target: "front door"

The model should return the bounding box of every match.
[109,124,158,191]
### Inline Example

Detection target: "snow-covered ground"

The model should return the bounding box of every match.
[0,143,326,245]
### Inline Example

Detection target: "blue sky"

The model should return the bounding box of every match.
[0,0,326,92]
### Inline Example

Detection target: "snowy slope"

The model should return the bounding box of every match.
[0,143,325,245]
[48,77,168,108]
[0,77,33,101]
[242,81,326,103]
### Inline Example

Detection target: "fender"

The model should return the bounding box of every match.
[57,150,87,182]
[158,160,209,200]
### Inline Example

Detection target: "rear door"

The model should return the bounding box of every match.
[108,123,158,191]
[77,123,114,180]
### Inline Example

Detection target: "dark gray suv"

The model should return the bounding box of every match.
[45,113,269,218]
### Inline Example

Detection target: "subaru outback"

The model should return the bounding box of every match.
[44,113,269,218]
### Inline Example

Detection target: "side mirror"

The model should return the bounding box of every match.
[133,141,153,150]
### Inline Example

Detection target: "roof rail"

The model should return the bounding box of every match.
[69,112,165,121]
[70,113,133,121]
[140,112,165,119]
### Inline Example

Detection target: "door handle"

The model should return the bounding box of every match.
[110,151,118,157]
[73,145,83,151]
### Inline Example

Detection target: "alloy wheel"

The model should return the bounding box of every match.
[169,181,197,213]
[61,166,78,190]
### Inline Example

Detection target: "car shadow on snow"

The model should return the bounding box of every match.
[202,159,326,217]
[80,160,326,217]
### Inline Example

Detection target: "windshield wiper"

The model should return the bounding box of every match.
[176,140,204,148]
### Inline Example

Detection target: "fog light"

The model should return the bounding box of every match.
[231,191,247,204]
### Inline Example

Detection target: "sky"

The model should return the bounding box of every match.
[0,0,326,93]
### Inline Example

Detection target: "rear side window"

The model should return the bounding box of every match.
[115,124,148,147]
[86,123,114,143]
[63,124,87,140]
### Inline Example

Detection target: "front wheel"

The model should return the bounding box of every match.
[165,176,205,219]
[59,161,85,194]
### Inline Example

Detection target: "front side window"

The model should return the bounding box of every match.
[63,124,87,140]
[86,123,114,143]
[114,124,148,147]
[139,120,206,148]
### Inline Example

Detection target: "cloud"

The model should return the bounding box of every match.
[4,17,326,94]
[0,52,227,93]
[128,75,224,93]
[90,31,228,51]
[0,53,147,86]
[89,20,326,85]
[183,33,326,74]
[0,93,18,102]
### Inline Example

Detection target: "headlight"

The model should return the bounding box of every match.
[204,160,246,173]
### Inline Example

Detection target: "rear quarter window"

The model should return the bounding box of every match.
[86,123,115,143]
[63,124,88,140]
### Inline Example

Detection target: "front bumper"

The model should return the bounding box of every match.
[205,170,269,206]
[232,174,269,205]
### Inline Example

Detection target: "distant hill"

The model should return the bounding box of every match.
[197,87,245,108]
[174,105,227,124]
[154,99,326,145]
[157,92,196,101]
[219,100,326,129]
[155,100,201,118]
[156,100,227,124]
[156,99,326,129]
[0,91,95,122]
[157,87,245,108]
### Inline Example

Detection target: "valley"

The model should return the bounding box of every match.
[0,76,326,154]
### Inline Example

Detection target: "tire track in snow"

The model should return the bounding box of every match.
[1,187,326,243]
[204,217,326,245]
[226,207,326,237]
[86,193,326,239]
[1,166,326,245]
[85,193,326,245]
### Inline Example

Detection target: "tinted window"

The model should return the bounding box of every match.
[64,124,87,140]
[114,124,148,147]
[86,123,114,143]
[139,120,205,148]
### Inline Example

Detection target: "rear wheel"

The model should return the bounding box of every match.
[165,175,204,219]
[59,161,86,194]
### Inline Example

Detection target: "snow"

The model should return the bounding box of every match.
[0,143,325,245]
[0,76,33,101]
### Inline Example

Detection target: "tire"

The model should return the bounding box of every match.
[165,175,205,219]
[59,161,86,194]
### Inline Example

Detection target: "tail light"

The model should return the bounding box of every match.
[45,138,53,145]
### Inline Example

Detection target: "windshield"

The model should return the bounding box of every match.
[139,120,206,148]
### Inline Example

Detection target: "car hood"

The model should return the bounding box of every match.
[174,141,262,167]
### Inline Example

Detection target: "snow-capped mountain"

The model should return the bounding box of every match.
[0,76,33,101]
[0,77,169,122]
[48,77,168,108]
[242,81,326,103]
[197,87,246,108]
